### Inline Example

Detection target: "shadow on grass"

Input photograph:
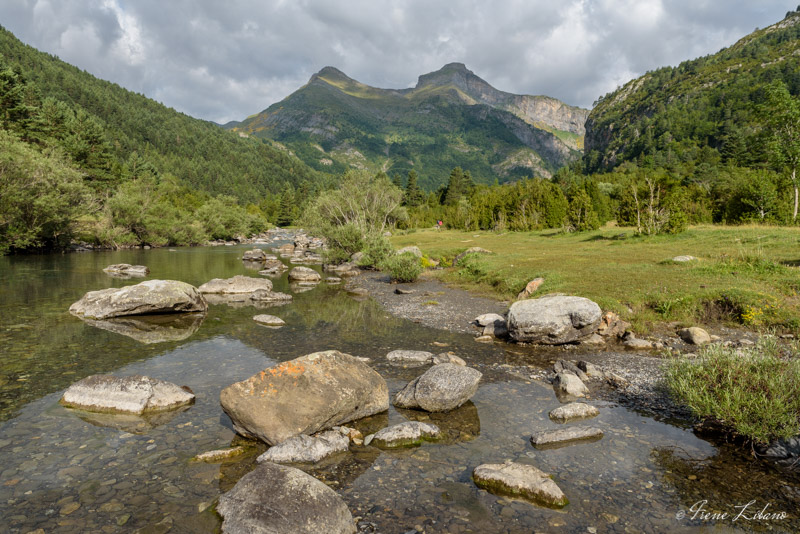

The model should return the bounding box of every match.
[780,260,800,267]
[582,232,630,242]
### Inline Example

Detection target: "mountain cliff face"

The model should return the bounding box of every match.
[232,63,587,189]
[584,9,800,172]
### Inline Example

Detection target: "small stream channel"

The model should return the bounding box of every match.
[0,245,797,533]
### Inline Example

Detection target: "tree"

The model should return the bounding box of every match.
[566,189,600,232]
[404,170,424,207]
[762,81,800,221]
[443,167,467,206]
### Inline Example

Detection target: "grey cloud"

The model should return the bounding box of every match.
[0,0,794,123]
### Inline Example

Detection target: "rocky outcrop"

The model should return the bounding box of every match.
[60,375,195,414]
[217,462,356,534]
[103,264,149,277]
[257,430,350,463]
[69,280,207,320]
[596,311,630,338]
[368,421,440,448]
[198,275,273,294]
[506,295,602,344]
[220,350,388,445]
[473,461,568,508]
[393,363,482,412]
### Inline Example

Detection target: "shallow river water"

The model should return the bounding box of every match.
[0,245,798,533]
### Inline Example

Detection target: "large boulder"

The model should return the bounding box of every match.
[393,363,482,412]
[217,462,356,534]
[198,275,273,294]
[220,350,388,445]
[60,375,195,414]
[507,295,602,344]
[288,266,322,282]
[69,280,207,320]
[473,461,568,508]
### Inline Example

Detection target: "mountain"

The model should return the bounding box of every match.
[584,8,800,172]
[0,25,322,201]
[231,63,588,190]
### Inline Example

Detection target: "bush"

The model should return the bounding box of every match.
[665,337,800,444]
[380,252,423,282]
[358,234,394,268]
[321,223,364,265]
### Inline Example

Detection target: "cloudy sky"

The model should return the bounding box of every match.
[0,0,795,123]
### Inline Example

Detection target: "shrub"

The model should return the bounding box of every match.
[665,337,800,444]
[380,252,423,282]
[321,223,364,265]
[358,234,394,268]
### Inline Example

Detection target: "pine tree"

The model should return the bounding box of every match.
[404,170,424,206]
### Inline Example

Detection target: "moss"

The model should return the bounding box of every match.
[472,476,569,509]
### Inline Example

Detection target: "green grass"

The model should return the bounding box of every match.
[389,224,800,333]
[665,336,800,444]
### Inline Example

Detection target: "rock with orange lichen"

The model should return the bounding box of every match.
[220,350,388,446]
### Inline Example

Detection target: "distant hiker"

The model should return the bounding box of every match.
[437,220,443,230]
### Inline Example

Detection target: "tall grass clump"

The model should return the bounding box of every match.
[380,252,423,282]
[665,337,800,444]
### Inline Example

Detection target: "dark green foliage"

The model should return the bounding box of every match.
[359,234,395,268]
[380,252,423,282]
[321,223,364,265]
[566,189,600,232]
[0,25,324,202]
[404,170,425,207]
[0,131,91,253]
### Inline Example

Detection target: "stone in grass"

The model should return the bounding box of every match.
[549,402,599,423]
[473,461,568,508]
[60,375,195,415]
[257,430,349,464]
[217,462,356,534]
[678,327,711,346]
[386,350,434,367]
[253,314,286,327]
[672,255,698,262]
[530,427,604,449]
[368,422,440,448]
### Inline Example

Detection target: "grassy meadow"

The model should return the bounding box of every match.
[390,224,800,333]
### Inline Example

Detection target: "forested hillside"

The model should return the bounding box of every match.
[0,25,328,253]
[0,25,322,201]
[585,8,800,173]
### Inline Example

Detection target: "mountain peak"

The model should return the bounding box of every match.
[310,66,353,83]
[415,63,480,89]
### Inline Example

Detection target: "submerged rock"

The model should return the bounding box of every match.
[507,295,602,344]
[393,363,482,412]
[549,402,599,423]
[257,430,349,463]
[193,447,246,462]
[386,350,434,367]
[60,375,195,415]
[288,266,322,282]
[432,353,466,366]
[198,275,273,294]
[69,280,207,320]
[530,427,604,449]
[369,421,440,448]
[473,461,568,508]
[220,350,388,445]
[103,263,149,277]
[250,289,293,303]
[253,314,286,327]
[217,462,356,534]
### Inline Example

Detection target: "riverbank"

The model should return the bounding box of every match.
[385,224,800,335]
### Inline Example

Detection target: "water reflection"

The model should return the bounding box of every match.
[78,313,206,344]
[397,401,481,444]
[69,404,193,433]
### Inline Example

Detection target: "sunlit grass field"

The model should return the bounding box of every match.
[390,224,800,333]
